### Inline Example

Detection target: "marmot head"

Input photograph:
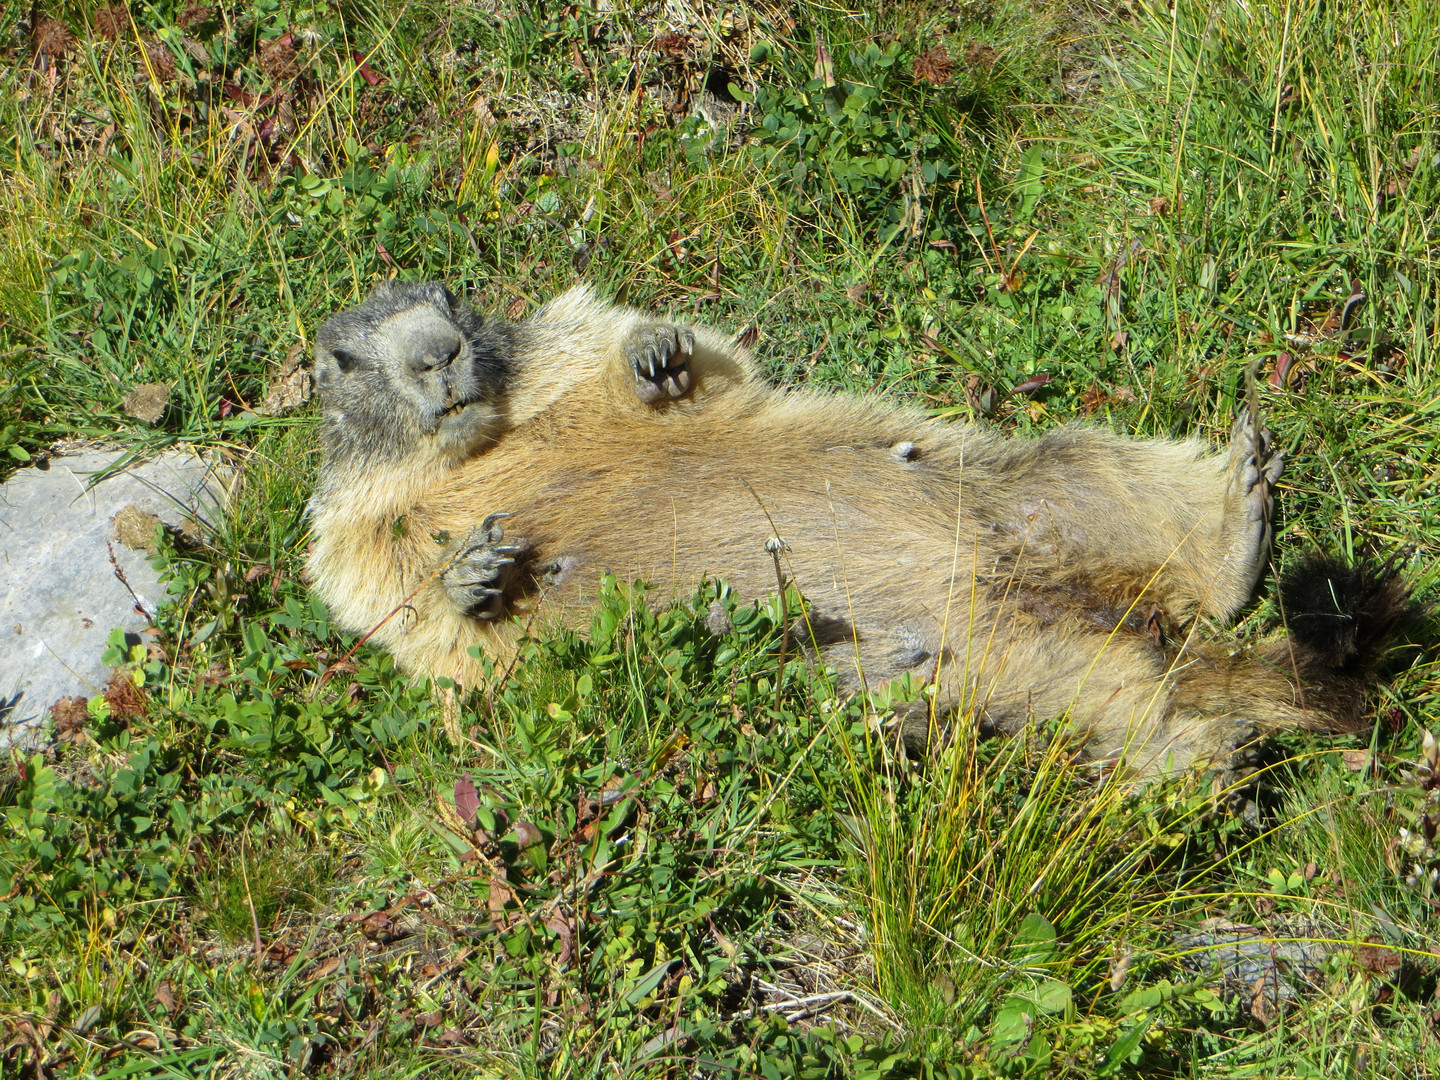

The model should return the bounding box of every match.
[313,282,510,469]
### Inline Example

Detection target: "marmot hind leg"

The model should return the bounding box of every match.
[442,513,525,619]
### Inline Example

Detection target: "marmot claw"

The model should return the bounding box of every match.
[628,323,695,404]
[443,512,524,619]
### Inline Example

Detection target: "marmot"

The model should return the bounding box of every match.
[307,284,1418,775]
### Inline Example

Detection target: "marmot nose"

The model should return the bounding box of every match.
[405,328,463,374]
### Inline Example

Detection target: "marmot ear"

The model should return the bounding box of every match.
[332,349,356,372]
[426,282,458,310]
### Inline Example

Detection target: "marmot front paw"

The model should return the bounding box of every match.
[628,323,695,404]
[443,512,524,619]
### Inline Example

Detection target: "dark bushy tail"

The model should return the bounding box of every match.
[1267,553,1425,731]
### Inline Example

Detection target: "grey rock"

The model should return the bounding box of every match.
[1173,916,1340,1014]
[0,449,228,751]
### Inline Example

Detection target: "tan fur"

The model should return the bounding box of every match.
[309,290,1315,776]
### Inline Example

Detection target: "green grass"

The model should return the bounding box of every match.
[2,0,1439,1076]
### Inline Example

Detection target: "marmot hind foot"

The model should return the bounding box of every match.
[1225,409,1285,588]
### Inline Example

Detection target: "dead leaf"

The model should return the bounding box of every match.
[122,382,170,423]
[177,6,215,31]
[471,95,497,132]
[512,821,543,849]
[307,956,342,981]
[260,33,299,82]
[487,874,511,930]
[33,18,75,60]
[911,45,955,86]
[104,671,147,721]
[1079,383,1109,415]
[1340,749,1373,773]
[356,911,402,943]
[1269,351,1293,389]
[49,697,88,741]
[258,344,313,414]
[1249,977,1277,1025]
[1109,947,1134,992]
[845,283,869,304]
[417,1009,444,1028]
[1355,939,1401,979]
[506,296,527,320]
[665,229,688,266]
[964,40,998,70]
[92,6,128,41]
[153,980,177,1012]
[146,36,186,81]
[219,106,256,141]
[545,913,575,967]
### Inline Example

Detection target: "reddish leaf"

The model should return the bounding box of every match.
[454,774,480,828]
[512,821,543,849]
[351,51,387,86]
[1268,351,1293,389]
[1012,373,1051,395]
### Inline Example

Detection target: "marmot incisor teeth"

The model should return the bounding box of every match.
[307,284,1419,776]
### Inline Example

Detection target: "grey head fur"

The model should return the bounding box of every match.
[313,281,517,470]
